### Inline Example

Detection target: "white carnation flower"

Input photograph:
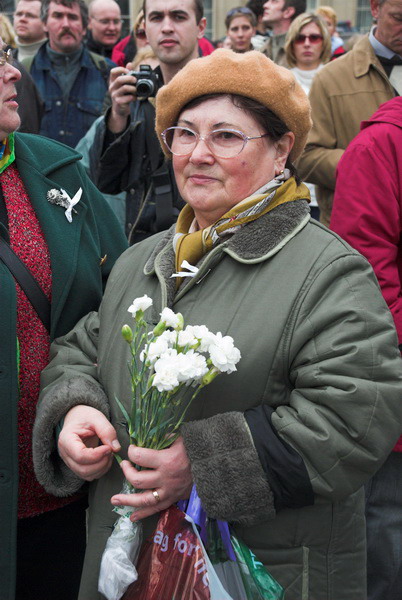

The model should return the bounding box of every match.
[159,330,177,346]
[152,349,181,392]
[208,332,241,373]
[152,368,180,392]
[175,350,208,382]
[186,325,216,352]
[141,336,170,364]
[177,328,198,348]
[160,307,182,329]
[128,295,153,317]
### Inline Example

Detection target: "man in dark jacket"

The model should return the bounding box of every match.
[88,0,206,244]
[23,0,114,147]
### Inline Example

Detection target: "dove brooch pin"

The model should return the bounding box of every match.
[47,187,83,222]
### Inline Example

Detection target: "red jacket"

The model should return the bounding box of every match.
[331,97,402,451]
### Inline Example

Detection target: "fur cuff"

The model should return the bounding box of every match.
[32,377,110,497]
[181,412,276,526]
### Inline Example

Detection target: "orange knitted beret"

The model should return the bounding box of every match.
[155,49,312,162]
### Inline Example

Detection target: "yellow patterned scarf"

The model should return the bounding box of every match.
[174,177,310,277]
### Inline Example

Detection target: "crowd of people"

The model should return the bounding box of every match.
[1,0,402,599]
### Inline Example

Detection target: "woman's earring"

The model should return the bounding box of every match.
[275,168,290,181]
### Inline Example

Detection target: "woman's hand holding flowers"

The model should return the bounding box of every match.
[111,437,193,521]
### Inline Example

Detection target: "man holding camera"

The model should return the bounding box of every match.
[88,0,206,244]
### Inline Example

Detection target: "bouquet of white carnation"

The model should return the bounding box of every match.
[98,296,241,600]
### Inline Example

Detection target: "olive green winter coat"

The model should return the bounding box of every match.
[33,198,402,600]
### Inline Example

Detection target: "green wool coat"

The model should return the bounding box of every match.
[0,133,127,600]
[34,199,402,600]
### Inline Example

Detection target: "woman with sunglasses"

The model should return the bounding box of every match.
[33,50,402,600]
[285,13,331,96]
[285,13,331,220]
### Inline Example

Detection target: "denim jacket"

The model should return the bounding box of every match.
[29,43,113,148]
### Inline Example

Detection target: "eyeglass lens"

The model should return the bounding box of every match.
[163,127,248,158]
[0,48,13,68]
[96,18,122,25]
[295,33,323,44]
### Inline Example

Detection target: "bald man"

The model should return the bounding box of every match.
[86,0,122,59]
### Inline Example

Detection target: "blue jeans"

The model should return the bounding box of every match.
[366,452,402,600]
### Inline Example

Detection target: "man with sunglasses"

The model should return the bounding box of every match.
[298,0,402,228]
[86,0,122,60]
[261,0,306,66]
[87,0,206,245]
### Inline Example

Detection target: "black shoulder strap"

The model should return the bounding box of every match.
[0,236,51,332]
[141,100,176,231]
[89,51,109,87]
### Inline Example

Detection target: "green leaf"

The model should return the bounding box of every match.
[114,395,131,427]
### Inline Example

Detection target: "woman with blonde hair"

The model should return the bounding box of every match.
[316,5,345,59]
[285,12,331,219]
[0,14,17,48]
[130,45,159,72]
[285,12,331,92]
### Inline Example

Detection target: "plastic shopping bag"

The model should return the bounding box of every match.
[122,485,284,600]
[206,518,284,600]
[122,504,233,599]
[230,533,284,599]
[98,515,143,600]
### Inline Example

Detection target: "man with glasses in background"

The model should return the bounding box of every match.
[86,0,122,60]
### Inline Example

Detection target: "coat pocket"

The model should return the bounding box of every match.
[262,545,309,600]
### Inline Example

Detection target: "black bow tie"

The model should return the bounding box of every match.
[377,54,402,79]
[378,54,402,66]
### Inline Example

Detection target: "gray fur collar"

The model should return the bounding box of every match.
[145,199,309,271]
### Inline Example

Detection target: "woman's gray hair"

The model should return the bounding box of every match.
[284,12,332,68]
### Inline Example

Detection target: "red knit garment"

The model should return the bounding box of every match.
[1,164,77,518]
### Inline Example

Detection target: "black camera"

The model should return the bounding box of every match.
[128,65,159,98]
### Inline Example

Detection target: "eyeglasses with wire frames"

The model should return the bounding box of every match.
[0,47,14,76]
[91,17,123,25]
[294,33,323,45]
[161,126,270,159]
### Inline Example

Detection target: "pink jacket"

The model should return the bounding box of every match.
[331,97,402,451]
